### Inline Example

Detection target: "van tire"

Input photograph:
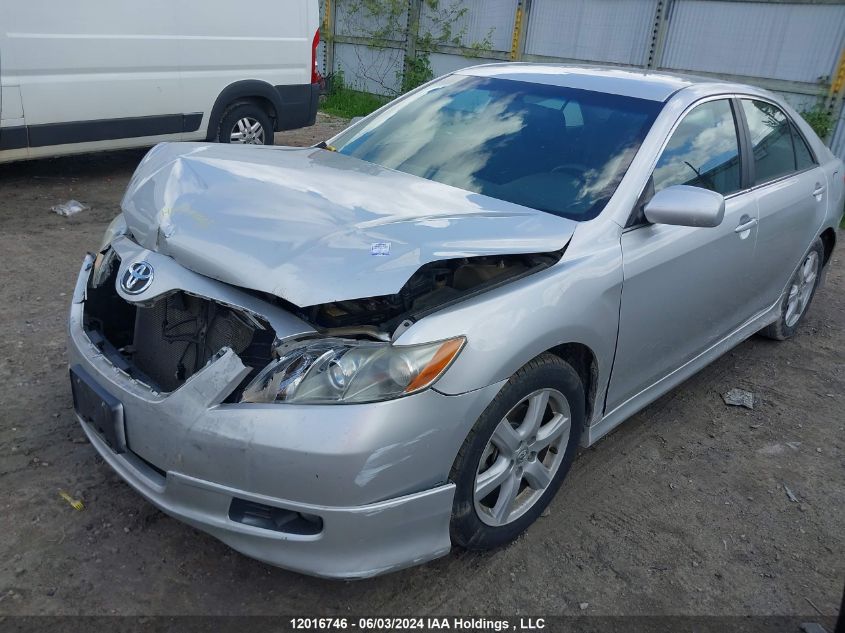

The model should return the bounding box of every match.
[217,102,274,145]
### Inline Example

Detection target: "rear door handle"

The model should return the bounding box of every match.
[735,217,758,233]
[812,183,826,197]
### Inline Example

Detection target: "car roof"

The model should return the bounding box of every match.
[455,63,756,103]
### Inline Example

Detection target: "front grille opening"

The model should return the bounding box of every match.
[228,497,323,535]
[83,251,275,399]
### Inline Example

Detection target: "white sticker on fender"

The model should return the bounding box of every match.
[371,242,391,256]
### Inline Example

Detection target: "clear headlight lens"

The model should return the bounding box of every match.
[240,336,465,404]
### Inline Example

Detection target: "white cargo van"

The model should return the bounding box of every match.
[0,0,320,163]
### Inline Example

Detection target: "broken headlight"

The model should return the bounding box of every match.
[240,336,465,404]
[91,214,128,287]
[98,213,128,252]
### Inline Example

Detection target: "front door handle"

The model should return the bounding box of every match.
[735,217,758,233]
[812,183,826,197]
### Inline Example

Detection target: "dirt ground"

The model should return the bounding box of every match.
[0,112,843,618]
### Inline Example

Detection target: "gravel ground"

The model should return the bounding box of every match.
[0,112,843,618]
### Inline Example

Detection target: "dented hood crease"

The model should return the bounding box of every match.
[121,142,577,306]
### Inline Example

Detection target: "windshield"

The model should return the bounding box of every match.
[330,74,661,221]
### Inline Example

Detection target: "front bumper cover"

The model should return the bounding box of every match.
[68,254,503,578]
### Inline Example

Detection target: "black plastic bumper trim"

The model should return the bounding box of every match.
[274,82,320,131]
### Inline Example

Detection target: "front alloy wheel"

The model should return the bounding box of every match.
[474,389,571,526]
[449,353,584,550]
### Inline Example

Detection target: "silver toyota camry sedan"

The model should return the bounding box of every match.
[68,64,843,578]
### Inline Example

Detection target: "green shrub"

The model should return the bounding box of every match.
[320,72,390,119]
[801,106,834,140]
[400,54,434,93]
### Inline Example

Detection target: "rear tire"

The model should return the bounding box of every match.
[759,238,824,340]
[449,353,584,550]
[217,102,274,145]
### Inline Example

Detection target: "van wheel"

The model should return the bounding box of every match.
[217,102,274,145]
[449,353,584,550]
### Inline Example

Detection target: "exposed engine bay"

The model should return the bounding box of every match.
[83,256,275,397]
[290,251,564,337]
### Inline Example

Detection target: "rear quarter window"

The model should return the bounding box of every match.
[790,122,816,171]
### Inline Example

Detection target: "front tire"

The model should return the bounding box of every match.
[759,238,824,340]
[449,353,584,550]
[217,102,274,145]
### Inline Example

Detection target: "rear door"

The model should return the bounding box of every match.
[606,98,759,411]
[738,98,828,310]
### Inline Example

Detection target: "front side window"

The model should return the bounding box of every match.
[330,75,661,221]
[741,99,805,184]
[652,99,741,196]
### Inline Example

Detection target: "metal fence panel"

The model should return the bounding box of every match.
[335,0,407,41]
[772,91,824,116]
[428,51,487,78]
[525,0,658,66]
[661,1,845,83]
[324,0,845,158]
[420,0,516,52]
[334,42,404,95]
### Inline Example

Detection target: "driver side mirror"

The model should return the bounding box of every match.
[644,185,725,228]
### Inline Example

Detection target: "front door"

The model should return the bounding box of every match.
[606,98,759,411]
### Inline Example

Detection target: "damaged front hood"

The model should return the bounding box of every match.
[121,142,576,306]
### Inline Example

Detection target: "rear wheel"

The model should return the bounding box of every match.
[449,354,584,550]
[759,238,823,340]
[217,102,274,145]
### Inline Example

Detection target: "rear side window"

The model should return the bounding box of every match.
[791,122,816,171]
[652,99,741,196]
[741,99,812,184]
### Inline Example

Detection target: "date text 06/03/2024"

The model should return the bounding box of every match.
[289,618,548,631]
